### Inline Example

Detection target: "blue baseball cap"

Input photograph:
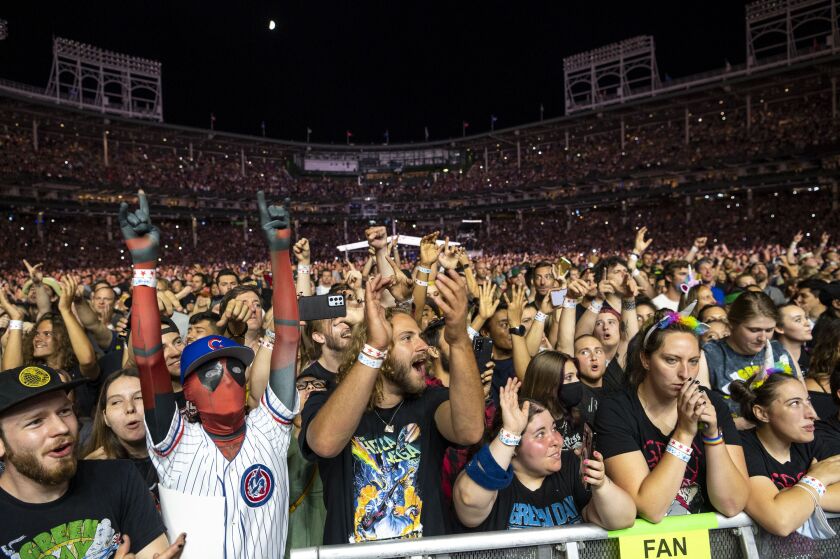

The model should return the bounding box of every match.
[180,335,255,385]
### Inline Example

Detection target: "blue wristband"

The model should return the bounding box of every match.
[465,445,514,491]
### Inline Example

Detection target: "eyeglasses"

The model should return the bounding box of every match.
[296,379,326,391]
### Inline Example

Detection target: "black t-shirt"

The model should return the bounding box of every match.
[595,388,741,515]
[490,358,514,406]
[0,460,164,558]
[301,360,337,390]
[741,429,836,489]
[300,386,452,544]
[814,414,840,456]
[602,359,626,392]
[181,292,197,309]
[574,384,604,428]
[809,390,838,422]
[473,450,591,531]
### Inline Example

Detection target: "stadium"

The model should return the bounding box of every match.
[1,2,840,559]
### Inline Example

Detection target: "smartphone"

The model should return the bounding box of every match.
[549,288,567,307]
[298,294,346,322]
[580,422,594,489]
[473,336,494,372]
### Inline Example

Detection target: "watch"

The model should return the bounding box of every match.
[509,325,526,337]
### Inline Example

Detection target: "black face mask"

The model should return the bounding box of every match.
[559,382,583,408]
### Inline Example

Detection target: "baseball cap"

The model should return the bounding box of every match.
[179,335,255,385]
[0,365,88,415]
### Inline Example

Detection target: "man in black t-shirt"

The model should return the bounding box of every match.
[301,272,485,544]
[300,316,354,389]
[0,365,184,559]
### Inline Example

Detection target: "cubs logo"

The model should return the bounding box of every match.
[240,464,274,507]
[207,337,224,350]
[19,367,51,388]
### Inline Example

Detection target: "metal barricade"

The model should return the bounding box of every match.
[292,514,840,559]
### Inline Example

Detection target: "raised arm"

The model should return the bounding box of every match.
[0,287,24,370]
[413,231,442,323]
[293,238,313,297]
[57,276,99,379]
[557,279,588,355]
[258,192,300,412]
[505,285,531,382]
[119,190,176,445]
[306,275,394,458]
[72,292,114,349]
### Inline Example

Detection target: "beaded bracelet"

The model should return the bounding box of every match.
[498,428,522,447]
[665,444,692,463]
[800,475,826,497]
[357,352,384,369]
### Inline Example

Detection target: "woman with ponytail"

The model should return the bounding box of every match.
[729,368,840,538]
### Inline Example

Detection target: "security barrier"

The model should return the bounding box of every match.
[292,513,840,559]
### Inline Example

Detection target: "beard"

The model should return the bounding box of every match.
[4,438,77,486]
[324,329,350,352]
[382,354,429,397]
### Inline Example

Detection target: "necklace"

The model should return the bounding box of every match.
[373,400,405,433]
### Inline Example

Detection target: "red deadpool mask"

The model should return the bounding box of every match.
[183,356,246,436]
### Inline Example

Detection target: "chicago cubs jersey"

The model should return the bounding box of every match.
[147,389,298,559]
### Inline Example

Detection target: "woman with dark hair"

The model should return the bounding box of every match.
[84,368,159,501]
[596,309,748,522]
[805,327,840,420]
[699,291,794,427]
[729,370,840,538]
[520,350,583,449]
[453,378,635,530]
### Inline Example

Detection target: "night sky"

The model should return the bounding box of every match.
[1,1,749,143]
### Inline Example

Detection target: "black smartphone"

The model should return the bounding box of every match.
[298,294,346,321]
[580,422,594,489]
[473,336,494,372]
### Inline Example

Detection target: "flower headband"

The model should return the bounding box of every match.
[749,358,793,390]
[642,301,710,348]
[680,265,701,294]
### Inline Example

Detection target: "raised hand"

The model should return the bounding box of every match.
[118,190,160,265]
[0,284,23,321]
[693,236,708,249]
[634,226,653,254]
[503,284,526,327]
[477,282,500,321]
[821,232,830,246]
[365,225,388,251]
[457,246,471,268]
[596,269,614,298]
[217,298,251,335]
[792,230,804,244]
[364,274,394,351]
[257,191,291,252]
[566,278,590,300]
[430,270,470,345]
[293,238,311,264]
[437,237,460,270]
[23,259,44,284]
[58,275,78,313]
[499,377,529,436]
[384,254,412,302]
[419,231,443,266]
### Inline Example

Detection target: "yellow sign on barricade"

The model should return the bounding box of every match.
[608,513,718,559]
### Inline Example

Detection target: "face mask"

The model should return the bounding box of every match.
[183,357,246,437]
[559,382,583,409]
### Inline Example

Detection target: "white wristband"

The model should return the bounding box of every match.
[588,300,603,314]
[358,352,384,369]
[467,326,479,340]
[534,311,547,323]
[8,320,23,331]
[562,298,579,309]
[297,264,311,275]
[132,269,157,288]
[415,279,429,287]
[417,265,432,275]
[498,428,522,447]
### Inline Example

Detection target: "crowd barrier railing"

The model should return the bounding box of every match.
[292,512,840,559]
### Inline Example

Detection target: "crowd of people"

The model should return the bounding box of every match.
[0,181,839,558]
[2,74,839,204]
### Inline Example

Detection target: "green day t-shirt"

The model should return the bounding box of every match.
[300,387,451,545]
[0,460,164,559]
[703,339,793,415]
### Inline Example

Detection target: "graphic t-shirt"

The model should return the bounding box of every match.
[741,429,836,489]
[301,387,451,544]
[574,384,604,428]
[703,339,793,415]
[595,388,741,515]
[473,450,591,531]
[0,460,164,559]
